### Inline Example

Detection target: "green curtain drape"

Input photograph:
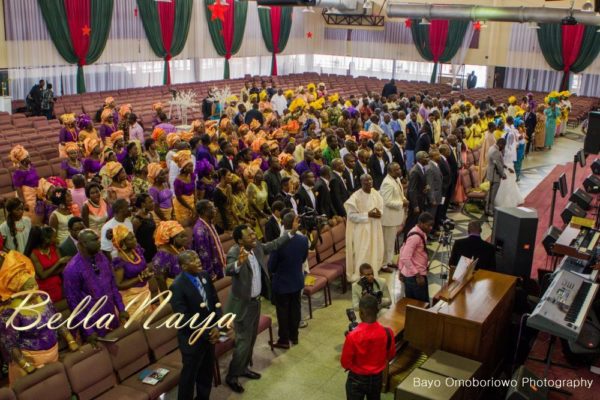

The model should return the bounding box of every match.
[258,6,293,75]
[37,0,113,93]
[204,0,248,79]
[410,19,469,83]
[537,23,600,89]
[137,0,193,85]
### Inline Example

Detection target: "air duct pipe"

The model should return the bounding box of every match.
[387,3,600,25]
[256,0,359,11]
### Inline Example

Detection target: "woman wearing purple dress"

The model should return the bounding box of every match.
[111,226,155,320]
[98,108,115,142]
[172,150,197,227]
[0,250,78,385]
[60,142,83,184]
[152,220,188,291]
[147,164,173,223]
[58,113,79,158]
[82,138,104,179]
[9,145,40,222]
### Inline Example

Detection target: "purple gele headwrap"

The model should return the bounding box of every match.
[76,113,92,130]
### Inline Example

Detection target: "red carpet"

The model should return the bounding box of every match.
[523,161,593,279]
[525,333,599,400]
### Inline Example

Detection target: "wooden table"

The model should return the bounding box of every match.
[404,270,517,376]
[378,298,429,337]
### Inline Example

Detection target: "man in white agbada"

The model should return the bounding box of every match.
[344,174,384,282]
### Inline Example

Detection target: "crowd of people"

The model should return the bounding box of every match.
[0,77,575,398]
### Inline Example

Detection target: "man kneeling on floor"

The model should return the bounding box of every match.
[351,263,392,314]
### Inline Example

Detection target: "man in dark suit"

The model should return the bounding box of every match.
[244,102,264,125]
[59,216,85,257]
[405,151,430,239]
[449,221,496,271]
[217,141,235,172]
[264,201,285,242]
[343,153,358,193]
[264,157,282,206]
[225,222,297,392]
[268,212,309,348]
[314,165,336,219]
[170,250,223,400]
[437,145,453,224]
[330,158,350,217]
[415,125,432,155]
[353,149,370,184]
[405,112,420,171]
[391,131,407,178]
[296,171,317,214]
[367,143,389,190]
[277,177,298,214]
[524,105,537,155]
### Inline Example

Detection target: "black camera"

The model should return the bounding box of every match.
[358,276,383,304]
[345,308,359,335]
[298,208,328,232]
[442,219,455,232]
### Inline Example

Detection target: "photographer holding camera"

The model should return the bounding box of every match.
[341,294,395,400]
[352,263,391,313]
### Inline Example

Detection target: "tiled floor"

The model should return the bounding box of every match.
[166,132,586,400]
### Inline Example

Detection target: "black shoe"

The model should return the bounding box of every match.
[291,339,299,345]
[272,341,290,349]
[243,369,261,380]
[226,377,245,393]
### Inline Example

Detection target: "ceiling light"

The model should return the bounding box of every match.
[420,18,431,25]
[303,6,315,13]
[527,21,540,29]
[582,1,594,12]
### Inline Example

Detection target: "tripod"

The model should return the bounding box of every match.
[428,230,454,287]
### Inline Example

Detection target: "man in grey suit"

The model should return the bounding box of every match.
[425,149,444,233]
[404,151,430,239]
[485,138,507,216]
[225,219,300,393]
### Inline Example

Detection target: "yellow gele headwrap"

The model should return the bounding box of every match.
[112,224,132,251]
[289,97,306,113]
[61,113,76,124]
[251,137,267,153]
[0,250,36,301]
[560,90,571,98]
[227,95,239,103]
[249,93,258,103]
[83,137,102,157]
[328,93,339,103]
[147,162,163,184]
[259,91,268,101]
[152,102,163,111]
[101,108,113,122]
[284,89,294,99]
[172,150,193,168]
[154,221,185,246]
[64,142,79,154]
[166,132,181,148]
[110,130,124,143]
[220,118,231,130]
[104,161,123,178]
[180,131,193,142]
[309,98,325,110]
[105,96,115,106]
[508,96,517,105]
[278,153,294,167]
[9,145,29,165]
[307,83,316,92]
[250,119,261,130]
[119,104,132,118]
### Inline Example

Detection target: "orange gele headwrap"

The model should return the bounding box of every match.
[119,104,132,118]
[152,127,166,141]
[180,131,194,142]
[172,150,193,169]
[220,118,230,130]
[9,145,29,165]
[154,220,185,246]
[110,130,125,143]
[61,113,76,124]
[282,120,300,133]
[305,139,321,152]
[251,137,267,153]
[270,128,285,140]
[359,131,372,140]
[267,140,279,151]
[0,250,36,301]
[112,224,132,251]
[83,137,102,157]
[104,161,123,178]
[101,108,113,122]
[278,153,294,167]
[190,119,203,131]
[147,162,163,184]
[105,96,115,106]
[152,102,163,112]
[250,119,261,130]
[166,132,181,148]
[64,142,79,154]
[244,158,263,181]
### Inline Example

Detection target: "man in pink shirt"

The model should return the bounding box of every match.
[398,212,434,304]
[127,113,145,143]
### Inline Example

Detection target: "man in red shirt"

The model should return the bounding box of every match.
[341,294,395,400]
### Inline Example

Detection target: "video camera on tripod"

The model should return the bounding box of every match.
[298,208,328,232]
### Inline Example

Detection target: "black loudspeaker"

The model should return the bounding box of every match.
[584,174,600,194]
[592,158,600,175]
[542,226,563,256]
[584,111,600,155]
[493,207,538,278]
[505,366,548,399]
[569,188,593,211]
[561,201,586,224]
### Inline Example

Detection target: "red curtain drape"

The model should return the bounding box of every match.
[223,2,236,61]
[429,19,449,63]
[64,0,91,67]
[560,24,585,92]
[157,0,175,84]
[270,6,282,75]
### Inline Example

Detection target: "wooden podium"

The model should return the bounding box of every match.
[404,270,517,376]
